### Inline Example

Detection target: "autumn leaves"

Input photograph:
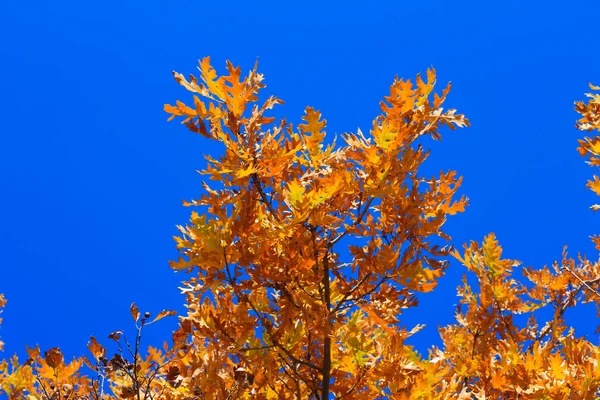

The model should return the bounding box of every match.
[162,58,472,397]
[2,58,599,398]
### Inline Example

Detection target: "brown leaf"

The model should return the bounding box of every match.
[165,365,180,383]
[87,336,105,361]
[26,345,40,360]
[172,329,188,349]
[44,348,64,369]
[120,386,137,399]
[234,366,255,388]
[107,354,126,371]
[108,330,123,341]
[130,302,140,322]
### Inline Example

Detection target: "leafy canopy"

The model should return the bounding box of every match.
[1,60,600,399]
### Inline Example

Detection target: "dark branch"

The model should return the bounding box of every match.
[331,273,373,314]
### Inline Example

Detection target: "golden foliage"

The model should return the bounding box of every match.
[162,58,469,398]
[0,294,5,352]
[1,59,600,399]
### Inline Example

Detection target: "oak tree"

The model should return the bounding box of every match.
[1,60,600,399]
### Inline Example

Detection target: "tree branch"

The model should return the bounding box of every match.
[337,367,368,399]
[526,285,582,353]
[335,275,391,311]
[251,174,280,222]
[332,273,373,314]
[329,197,374,247]
[321,248,332,400]
[563,264,600,299]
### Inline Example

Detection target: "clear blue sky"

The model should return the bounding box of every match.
[1,0,599,361]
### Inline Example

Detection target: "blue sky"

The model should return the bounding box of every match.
[1,0,599,361]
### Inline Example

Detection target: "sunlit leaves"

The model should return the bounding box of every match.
[7,58,600,400]
[285,179,305,209]
[161,57,470,398]
[576,83,600,132]
[576,84,600,214]
[0,294,5,351]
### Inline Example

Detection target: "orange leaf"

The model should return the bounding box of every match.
[44,348,63,369]
[87,336,105,361]
[147,310,177,325]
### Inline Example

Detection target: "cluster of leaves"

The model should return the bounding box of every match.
[163,57,468,399]
[0,294,5,351]
[577,84,600,211]
[0,305,178,400]
[0,60,600,399]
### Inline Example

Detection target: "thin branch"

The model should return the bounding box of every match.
[114,337,142,398]
[266,379,286,400]
[223,247,236,286]
[239,344,277,352]
[274,342,321,372]
[294,278,322,301]
[225,382,240,400]
[35,376,51,400]
[463,328,480,388]
[278,354,320,399]
[355,192,363,220]
[329,197,374,247]
[331,273,373,314]
[251,174,280,222]
[154,383,167,400]
[143,357,173,400]
[321,248,332,400]
[337,367,369,399]
[563,264,600,299]
[134,324,142,400]
[266,281,301,309]
[310,226,325,305]
[336,275,392,310]
[243,291,320,373]
[295,366,302,400]
[277,363,298,394]
[493,299,517,345]
[526,285,583,353]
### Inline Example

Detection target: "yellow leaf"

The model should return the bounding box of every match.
[298,107,326,135]
[236,164,257,179]
[373,121,400,151]
[549,353,566,380]
[285,180,305,208]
